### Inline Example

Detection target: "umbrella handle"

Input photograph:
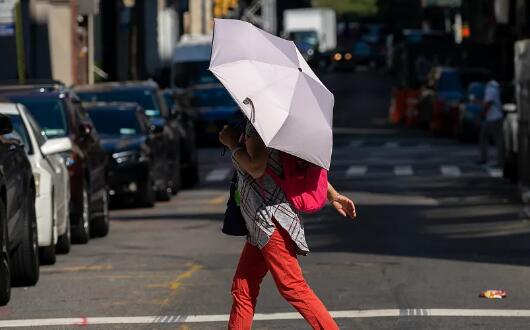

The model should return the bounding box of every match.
[243,97,256,123]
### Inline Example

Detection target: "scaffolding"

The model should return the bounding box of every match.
[241,0,276,35]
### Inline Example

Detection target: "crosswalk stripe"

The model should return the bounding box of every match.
[394,165,413,176]
[346,165,367,177]
[205,168,231,182]
[5,309,530,327]
[487,168,503,178]
[441,165,461,177]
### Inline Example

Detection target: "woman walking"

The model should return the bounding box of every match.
[220,123,356,330]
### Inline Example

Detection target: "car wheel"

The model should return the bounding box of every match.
[182,163,199,189]
[11,192,40,287]
[91,190,110,238]
[72,184,90,244]
[56,218,71,254]
[138,175,155,207]
[0,199,10,306]
[39,191,56,265]
[156,186,171,202]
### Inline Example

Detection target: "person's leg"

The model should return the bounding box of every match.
[479,121,489,163]
[261,223,339,330]
[493,119,505,166]
[228,242,269,330]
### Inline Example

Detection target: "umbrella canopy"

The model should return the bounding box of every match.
[209,18,334,170]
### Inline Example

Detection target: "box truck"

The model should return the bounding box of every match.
[283,8,336,63]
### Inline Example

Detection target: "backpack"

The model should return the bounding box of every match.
[266,152,328,213]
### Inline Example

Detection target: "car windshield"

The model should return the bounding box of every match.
[192,88,236,107]
[9,97,68,138]
[291,31,318,47]
[88,109,144,136]
[8,114,32,154]
[173,61,218,88]
[437,71,462,92]
[78,90,161,117]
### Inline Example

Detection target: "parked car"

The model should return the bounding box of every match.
[0,103,71,265]
[187,83,241,145]
[0,84,109,243]
[456,82,485,142]
[162,89,199,188]
[74,81,180,199]
[0,113,39,306]
[84,102,168,207]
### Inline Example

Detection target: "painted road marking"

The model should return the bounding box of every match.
[394,165,413,176]
[41,264,112,273]
[205,168,231,182]
[4,309,530,327]
[441,165,461,177]
[346,165,367,177]
[488,167,503,178]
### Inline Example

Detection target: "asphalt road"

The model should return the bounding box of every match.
[2,69,530,329]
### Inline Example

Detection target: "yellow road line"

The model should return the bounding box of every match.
[208,194,228,205]
[148,263,203,290]
[41,264,112,273]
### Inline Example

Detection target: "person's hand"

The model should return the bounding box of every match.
[219,125,240,150]
[330,194,357,219]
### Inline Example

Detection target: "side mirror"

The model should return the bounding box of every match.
[0,115,13,135]
[149,117,166,134]
[79,123,93,136]
[41,137,72,155]
[150,123,164,134]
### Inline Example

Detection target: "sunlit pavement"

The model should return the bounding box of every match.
[2,70,530,329]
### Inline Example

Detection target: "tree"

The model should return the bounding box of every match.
[312,0,378,17]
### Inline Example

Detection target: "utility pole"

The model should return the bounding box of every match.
[88,13,95,84]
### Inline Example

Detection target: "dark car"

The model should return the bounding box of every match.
[84,102,167,207]
[0,84,109,243]
[187,83,240,145]
[0,113,39,306]
[162,89,199,188]
[74,81,180,199]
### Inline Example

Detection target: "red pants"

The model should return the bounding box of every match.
[228,223,339,330]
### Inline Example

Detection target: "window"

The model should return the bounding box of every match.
[87,109,144,136]
[9,97,68,138]
[8,115,32,154]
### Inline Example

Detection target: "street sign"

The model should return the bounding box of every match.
[0,0,17,36]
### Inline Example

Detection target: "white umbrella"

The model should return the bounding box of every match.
[209,18,334,170]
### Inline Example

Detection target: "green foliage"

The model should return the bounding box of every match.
[312,0,378,17]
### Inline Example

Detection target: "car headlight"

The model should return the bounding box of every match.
[307,48,314,56]
[34,173,41,197]
[112,151,146,164]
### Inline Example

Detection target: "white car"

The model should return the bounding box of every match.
[0,103,72,265]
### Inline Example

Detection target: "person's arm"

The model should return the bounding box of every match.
[482,85,494,117]
[219,125,268,179]
[327,182,356,219]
